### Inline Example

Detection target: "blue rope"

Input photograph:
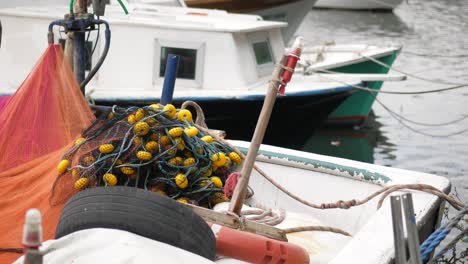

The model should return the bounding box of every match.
[420,227,450,262]
[420,206,467,262]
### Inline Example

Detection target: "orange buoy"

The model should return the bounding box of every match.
[208,223,309,264]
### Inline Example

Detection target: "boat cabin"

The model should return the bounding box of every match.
[0,4,289,98]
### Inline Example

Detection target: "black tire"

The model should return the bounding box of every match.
[56,186,216,260]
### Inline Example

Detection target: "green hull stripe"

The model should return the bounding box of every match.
[328,51,399,119]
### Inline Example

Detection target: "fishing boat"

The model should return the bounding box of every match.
[182,0,317,43]
[11,140,451,264]
[0,3,403,129]
[125,1,404,126]
[314,0,403,11]
[0,3,356,136]
[301,44,402,126]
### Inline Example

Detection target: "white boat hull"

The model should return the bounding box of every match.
[315,0,403,10]
[14,140,450,264]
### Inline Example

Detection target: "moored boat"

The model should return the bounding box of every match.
[11,140,452,264]
[301,44,402,126]
[314,0,403,11]
[0,3,358,135]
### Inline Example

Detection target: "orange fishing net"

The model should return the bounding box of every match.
[0,44,94,263]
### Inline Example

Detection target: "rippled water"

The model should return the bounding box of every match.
[295,0,468,205]
[294,0,467,256]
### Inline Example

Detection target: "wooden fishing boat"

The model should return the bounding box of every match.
[314,0,403,11]
[13,140,451,263]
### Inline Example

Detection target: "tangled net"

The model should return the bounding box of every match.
[53,103,242,208]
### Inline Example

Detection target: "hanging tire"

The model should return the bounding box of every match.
[55,186,216,261]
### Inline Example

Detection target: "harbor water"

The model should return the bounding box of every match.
[294,0,467,207]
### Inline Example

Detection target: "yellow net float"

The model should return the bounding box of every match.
[210,176,223,188]
[121,166,135,175]
[168,156,183,166]
[211,192,229,205]
[184,126,198,137]
[134,136,142,147]
[74,178,89,190]
[127,114,136,124]
[99,143,114,154]
[135,108,145,121]
[145,141,159,152]
[201,135,213,143]
[163,104,177,118]
[134,122,150,136]
[75,137,85,146]
[211,152,227,167]
[137,151,152,161]
[57,159,70,174]
[174,137,185,151]
[83,155,96,166]
[71,168,81,180]
[177,109,193,122]
[183,157,196,167]
[177,197,189,204]
[228,152,241,165]
[166,145,177,156]
[160,135,171,146]
[175,173,188,189]
[168,127,183,138]
[146,117,157,126]
[150,133,159,141]
[108,112,114,120]
[103,173,118,186]
[149,103,162,110]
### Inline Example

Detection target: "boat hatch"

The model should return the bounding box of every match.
[153,39,205,88]
[248,32,275,76]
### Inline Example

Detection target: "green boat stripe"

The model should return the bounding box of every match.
[236,146,391,184]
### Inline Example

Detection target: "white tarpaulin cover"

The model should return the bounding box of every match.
[14,228,215,264]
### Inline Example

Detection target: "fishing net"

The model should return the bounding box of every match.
[0,44,94,263]
[52,104,241,208]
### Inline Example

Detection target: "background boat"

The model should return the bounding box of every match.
[314,0,404,11]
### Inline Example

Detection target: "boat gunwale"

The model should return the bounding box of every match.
[302,46,402,72]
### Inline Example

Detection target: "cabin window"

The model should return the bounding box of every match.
[159,47,197,80]
[59,38,94,71]
[252,41,273,65]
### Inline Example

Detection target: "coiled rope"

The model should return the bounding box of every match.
[420,206,468,262]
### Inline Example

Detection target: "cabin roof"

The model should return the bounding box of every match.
[0,4,287,33]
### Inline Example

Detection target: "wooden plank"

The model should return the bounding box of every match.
[186,203,288,241]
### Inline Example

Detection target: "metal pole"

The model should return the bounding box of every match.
[73,0,88,93]
[161,54,180,105]
[391,195,407,264]
[402,193,423,264]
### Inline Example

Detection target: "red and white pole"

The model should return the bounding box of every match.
[278,36,304,95]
